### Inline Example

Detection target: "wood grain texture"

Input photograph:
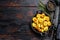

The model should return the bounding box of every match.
[0,0,39,6]
[0,0,52,40]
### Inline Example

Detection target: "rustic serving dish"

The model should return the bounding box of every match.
[31,10,53,36]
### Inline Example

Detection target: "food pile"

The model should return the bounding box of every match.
[32,12,51,33]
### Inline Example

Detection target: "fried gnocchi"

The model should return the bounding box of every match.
[32,13,51,33]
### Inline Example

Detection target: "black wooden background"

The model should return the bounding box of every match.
[0,0,51,40]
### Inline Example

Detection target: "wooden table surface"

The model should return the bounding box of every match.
[0,0,52,40]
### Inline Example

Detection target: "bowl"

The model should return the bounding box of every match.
[31,10,53,36]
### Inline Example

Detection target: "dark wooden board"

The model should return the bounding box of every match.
[0,0,39,6]
[0,0,52,40]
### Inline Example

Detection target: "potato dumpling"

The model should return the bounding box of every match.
[37,28,42,32]
[40,24,44,29]
[42,13,45,16]
[38,18,44,23]
[36,14,41,18]
[32,17,37,21]
[44,16,50,21]
[36,13,44,18]
[32,17,38,23]
[35,20,38,24]
[41,13,45,18]
[47,21,51,26]
[44,21,48,26]
[32,23,36,28]
[37,24,41,28]
[44,27,48,31]
[41,29,44,32]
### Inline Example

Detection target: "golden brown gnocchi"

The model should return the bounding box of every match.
[32,13,51,33]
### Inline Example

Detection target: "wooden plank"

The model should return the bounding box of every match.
[0,7,37,33]
[0,0,49,7]
[0,0,39,6]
